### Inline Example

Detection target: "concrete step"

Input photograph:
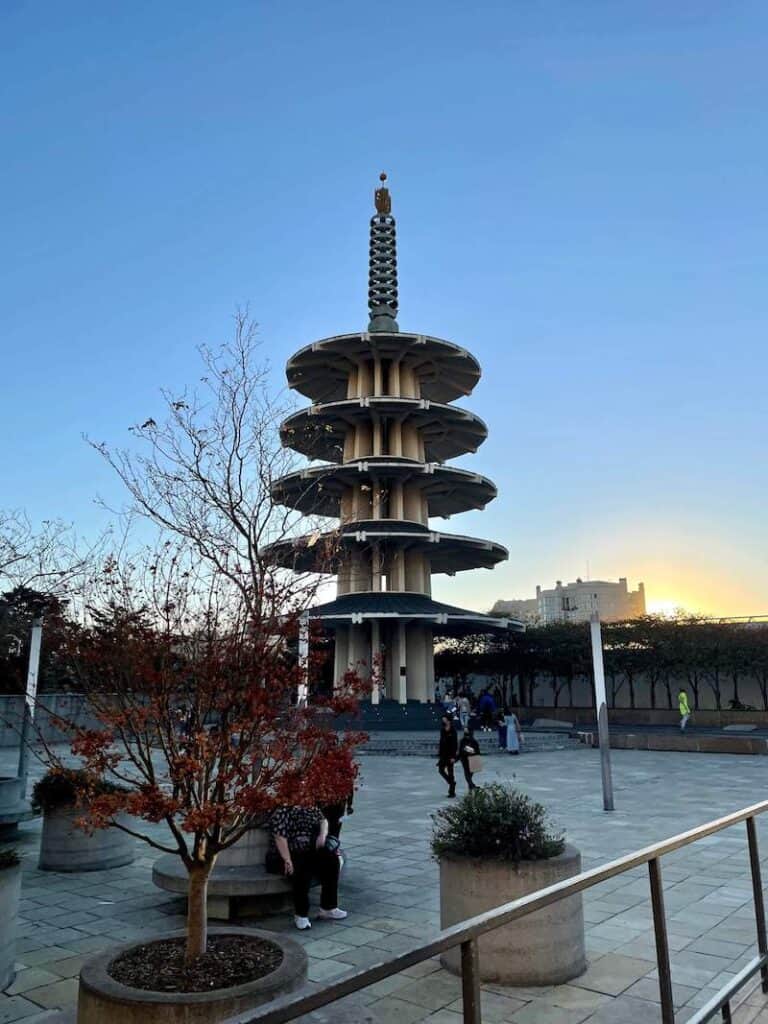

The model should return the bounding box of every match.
[355,731,581,756]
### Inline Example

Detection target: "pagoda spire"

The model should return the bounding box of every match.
[367,172,399,333]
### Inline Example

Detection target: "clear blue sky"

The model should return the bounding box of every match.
[2,1,766,615]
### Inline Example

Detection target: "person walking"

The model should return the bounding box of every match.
[437,714,459,798]
[458,692,471,732]
[505,709,523,754]
[458,726,480,791]
[477,690,497,732]
[266,804,347,930]
[496,708,508,749]
[678,689,692,732]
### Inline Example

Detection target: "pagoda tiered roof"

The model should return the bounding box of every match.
[280,397,488,463]
[286,331,481,404]
[305,591,523,637]
[271,459,498,518]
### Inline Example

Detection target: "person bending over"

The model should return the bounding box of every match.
[266,804,347,930]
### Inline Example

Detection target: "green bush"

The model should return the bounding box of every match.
[31,770,126,813]
[0,848,20,871]
[431,783,565,863]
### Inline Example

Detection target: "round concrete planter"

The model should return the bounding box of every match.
[0,861,21,990]
[439,844,586,985]
[77,927,307,1024]
[39,807,136,872]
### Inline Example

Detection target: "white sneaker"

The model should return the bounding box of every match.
[294,915,312,930]
[317,907,348,921]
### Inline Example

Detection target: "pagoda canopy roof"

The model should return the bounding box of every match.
[271,459,498,519]
[281,397,488,464]
[305,591,524,637]
[265,522,508,574]
[286,332,481,404]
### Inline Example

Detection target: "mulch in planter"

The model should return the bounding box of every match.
[108,934,284,993]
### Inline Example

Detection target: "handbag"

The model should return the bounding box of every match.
[467,754,483,774]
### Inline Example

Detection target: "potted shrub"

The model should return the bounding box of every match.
[432,784,586,985]
[33,770,136,872]
[0,848,21,989]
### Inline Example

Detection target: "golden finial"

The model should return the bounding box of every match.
[374,171,391,215]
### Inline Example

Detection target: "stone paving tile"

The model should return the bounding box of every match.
[15,949,77,970]
[545,985,613,1013]
[623,975,697,1007]
[0,995,43,1023]
[579,993,663,1022]
[4,971,62,998]
[445,989,527,1020]
[509,1000,591,1023]
[18,982,78,1012]
[4,746,768,1020]
[306,958,354,984]
[395,973,462,1011]
[331,945,389,969]
[366,996,436,1024]
[570,954,653,996]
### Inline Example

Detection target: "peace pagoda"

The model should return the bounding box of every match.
[268,175,520,703]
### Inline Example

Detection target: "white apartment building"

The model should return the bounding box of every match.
[536,577,646,623]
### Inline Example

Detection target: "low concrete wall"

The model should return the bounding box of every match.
[579,731,768,756]
[0,694,104,747]
[523,707,768,728]
[439,845,586,985]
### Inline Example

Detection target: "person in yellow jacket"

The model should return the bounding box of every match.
[678,689,691,732]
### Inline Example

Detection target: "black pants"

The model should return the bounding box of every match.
[460,756,476,790]
[291,847,340,917]
[438,759,456,793]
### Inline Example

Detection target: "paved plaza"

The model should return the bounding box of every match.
[2,745,768,1023]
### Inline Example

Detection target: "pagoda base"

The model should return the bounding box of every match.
[334,620,435,705]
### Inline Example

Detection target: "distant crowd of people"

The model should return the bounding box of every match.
[434,683,524,798]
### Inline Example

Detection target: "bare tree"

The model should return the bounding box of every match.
[88,312,334,624]
[0,510,97,598]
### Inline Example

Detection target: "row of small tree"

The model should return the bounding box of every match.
[435,616,768,711]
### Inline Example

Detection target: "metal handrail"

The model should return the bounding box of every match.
[227,798,768,1024]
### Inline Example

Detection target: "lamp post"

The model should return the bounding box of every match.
[17,616,43,786]
[589,608,614,812]
[297,613,309,707]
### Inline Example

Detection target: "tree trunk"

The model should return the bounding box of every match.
[731,672,741,708]
[186,861,212,962]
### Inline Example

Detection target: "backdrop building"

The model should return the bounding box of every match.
[537,577,646,623]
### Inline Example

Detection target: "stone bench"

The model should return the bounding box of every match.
[153,827,292,920]
[0,776,37,839]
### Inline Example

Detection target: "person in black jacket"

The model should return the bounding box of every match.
[321,789,354,840]
[437,715,459,798]
[458,727,480,791]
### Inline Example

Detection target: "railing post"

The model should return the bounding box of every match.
[649,857,675,1024]
[460,938,481,1024]
[746,816,768,993]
